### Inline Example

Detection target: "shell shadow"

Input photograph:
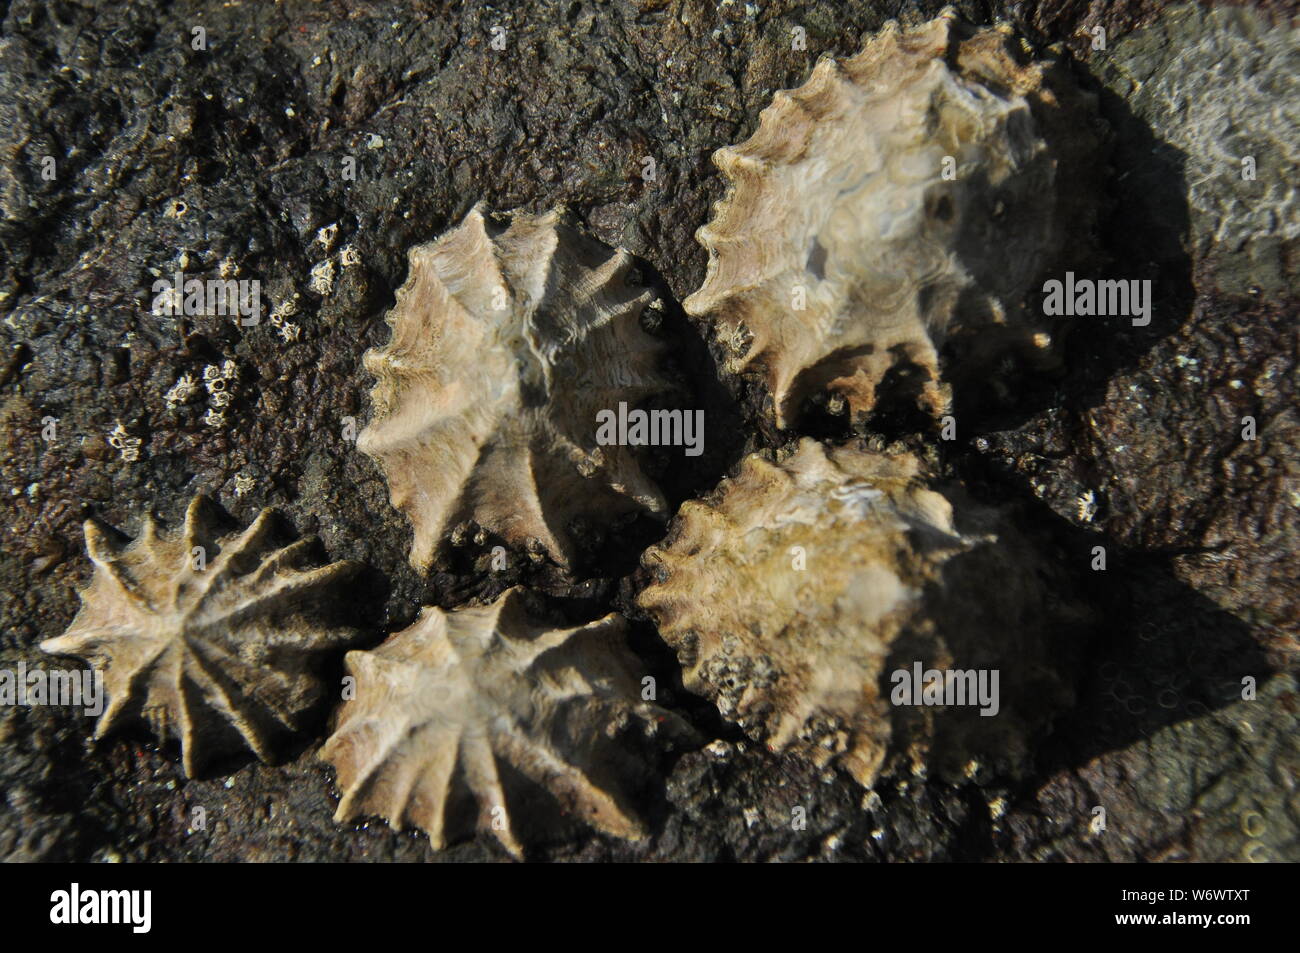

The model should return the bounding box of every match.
[950,66,1195,437]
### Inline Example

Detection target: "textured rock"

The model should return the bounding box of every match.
[1097,4,1298,296]
[40,496,365,777]
[320,587,691,858]
[685,10,1107,432]
[0,0,1293,864]
[972,4,1300,629]
[359,203,675,572]
[977,293,1300,627]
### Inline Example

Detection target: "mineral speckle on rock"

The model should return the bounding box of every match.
[40,496,366,777]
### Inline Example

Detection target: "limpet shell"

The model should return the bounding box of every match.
[685,10,1106,431]
[359,204,675,571]
[41,496,365,777]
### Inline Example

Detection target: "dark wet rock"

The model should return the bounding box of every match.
[0,0,1294,861]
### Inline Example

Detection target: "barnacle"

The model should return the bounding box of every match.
[358,203,674,571]
[639,438,1075,787]
[685,9,1106,431]
[40,496,365,777]
[320,587,689,858]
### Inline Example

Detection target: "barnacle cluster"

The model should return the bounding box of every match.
[268,296,302,343]
[106,422,142,462]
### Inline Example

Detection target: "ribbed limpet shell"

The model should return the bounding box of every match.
[686,10,1106,431]
[41,496,364,777]
[359,204,674,571]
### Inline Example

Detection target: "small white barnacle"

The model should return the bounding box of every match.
[685,9,1107,431]
[309,259,336,296]
[165,373,199,407]
[40,497,365,776]
[202,407,226,428]
[340,244,361,267]
[1076,489,1097,523]
[315,223,340,253]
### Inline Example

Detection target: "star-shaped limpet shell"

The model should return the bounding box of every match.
[320,587,688,858]
[685,9,1106,431]
[40,496,365,777]
[358,203,674,571]
[639,438,1075,787]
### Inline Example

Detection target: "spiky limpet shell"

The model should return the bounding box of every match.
[40,496,365,777]
[359,204,674,571]
[639,438,1074,787]
[685,9,1105,431]
[320,587,689,858]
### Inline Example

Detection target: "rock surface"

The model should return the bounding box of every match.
[0,0,1295,862]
